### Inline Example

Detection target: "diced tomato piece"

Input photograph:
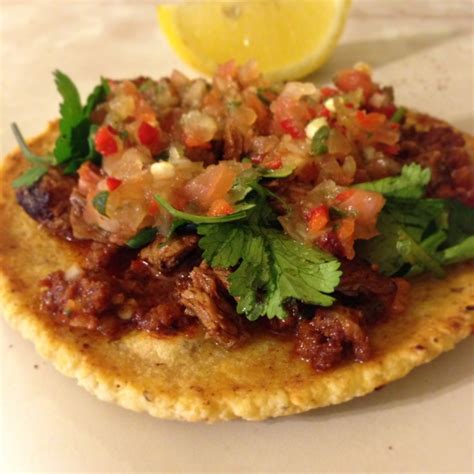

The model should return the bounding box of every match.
[378,104,397,119]
[317,107,332,119]
[334,189,355,203]
[95,126,118,156]
[307,205,329,234]
[207,199,235,217]
[106,176,122,191]
[380,144,400,155]
[280,118,304,139]
[336,217,356,259]
[138,122,161,149]
[77,162,101,195]
[320,87,338,98]
[147,199,160,216]
[355,111,386,130]
[184,163,237,211]
[334,69,375,99]
[264,158,283,170]
[337,189,386,240]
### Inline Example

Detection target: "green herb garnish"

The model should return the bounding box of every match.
[10,123,53,188]
[92,191,109,216]
[154,195,255,225]
[390,106,407,124]
[355,163,430,198]
[311,125,330,155]
[197,198,341,320]
[357,165,474,276]
[126,227,158,249]
[256,87,272,105]
[12,72,109,187]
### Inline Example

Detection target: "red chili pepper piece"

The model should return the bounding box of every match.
[356,111,386,130]
[317,107,332,119]
[334,189,355,203]
[280,118,304,139]
[106,176,122,191]
[148,199,160,216]
[95,126,118,156]
[378,104,397,119]
[320,87,339,98]
[264,158,283,170]
[138,122,161,148]
[307,205,329,234]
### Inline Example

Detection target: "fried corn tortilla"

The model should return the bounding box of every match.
[0,115,473,422]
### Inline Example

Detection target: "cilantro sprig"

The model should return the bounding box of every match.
[198,198,341,320]
[357,164,474,276]
[11,123,53,188]
[12,71,109,188]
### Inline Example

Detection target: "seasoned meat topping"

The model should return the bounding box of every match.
[180,262,247,348]
[337,259,399,324]
[16,168,75,238]
[400,124,474,206]
[139,234,199,273]
[295,306,370,372]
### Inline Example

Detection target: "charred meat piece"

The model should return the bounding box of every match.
[180,262,247,348]
[295,306,370,372]
[16,168,76,238]
[139,234,199,273]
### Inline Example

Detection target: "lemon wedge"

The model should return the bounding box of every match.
[157,0,351,81]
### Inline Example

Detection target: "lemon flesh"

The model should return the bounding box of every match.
[158,0,351,81]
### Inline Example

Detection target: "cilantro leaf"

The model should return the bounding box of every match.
[54,70,83,124]
[197,202,341,320]
[92,191,109,216]
[10,123,53,166]
[441,236,474,265]
[12,165,49,189]
[355,163,431,198]
[358,194,473,277]
[154,195,255,225]
[10,123,54,188]
[83,78,110,117]
[52,71,109,171]
[445,200,474,247]
[390,106,407,123]
[311,125,330,155]
[126,227,158,249]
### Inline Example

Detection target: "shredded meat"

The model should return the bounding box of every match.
[399,124,474,206]
[139,234,199,273]
[135,302,193,335]
[40,258,196,338]
[295,306,370,372]
[180,262,247,348]
[337,259,399,324]
[16,168,75,238]
[41,271,114,333]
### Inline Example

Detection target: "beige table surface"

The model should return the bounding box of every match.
[1,1,473,472]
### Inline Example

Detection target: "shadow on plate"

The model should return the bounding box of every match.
[307,29,470,84]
